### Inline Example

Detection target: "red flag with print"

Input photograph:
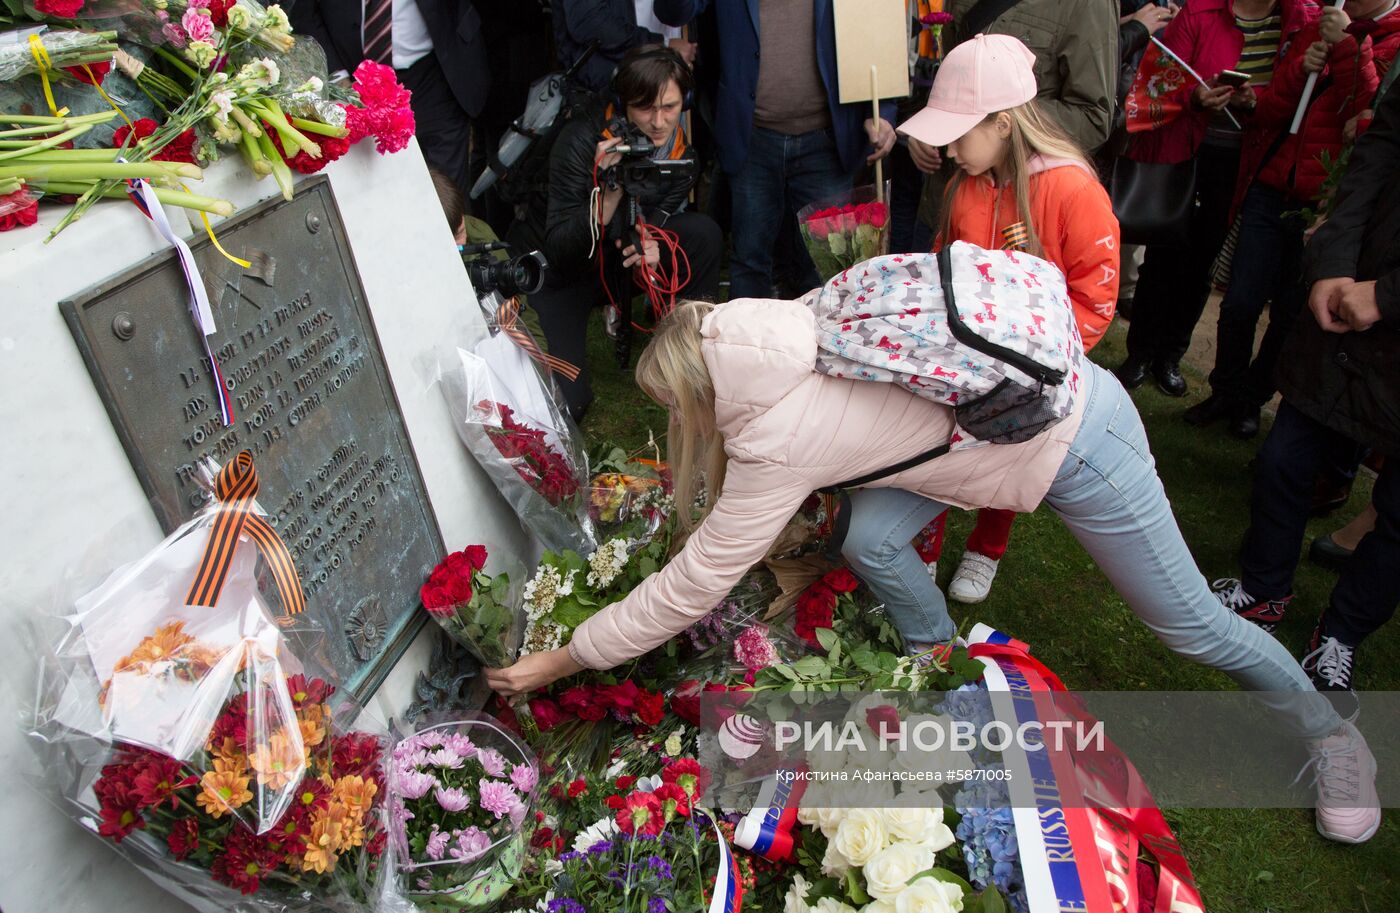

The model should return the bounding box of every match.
[1124,40,1190,134]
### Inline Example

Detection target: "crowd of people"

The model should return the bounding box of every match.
[289,0,1399,847]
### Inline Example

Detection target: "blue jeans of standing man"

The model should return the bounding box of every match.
[842,364,1341,740]
[728,126,853,299]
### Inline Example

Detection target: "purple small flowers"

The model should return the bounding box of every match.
[426,747,465,769]
[425,826,450,861]
[546,899,586,913]
[397,769,437,800]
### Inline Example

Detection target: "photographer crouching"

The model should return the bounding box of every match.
[533,46,721,420]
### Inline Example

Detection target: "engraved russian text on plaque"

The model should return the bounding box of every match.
[61,176,441,698]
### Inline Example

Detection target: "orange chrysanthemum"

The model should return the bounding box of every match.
[196,768,253,817]
[249,732,305,790]
[298,716,327,750]
[209,737,248,772]
[331,774,377,817]
[299,804,348,872]
[116,621,195,672]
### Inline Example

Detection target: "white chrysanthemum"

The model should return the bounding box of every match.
[571,816,618,853]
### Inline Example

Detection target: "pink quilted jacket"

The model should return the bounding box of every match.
[567,298,1087,670]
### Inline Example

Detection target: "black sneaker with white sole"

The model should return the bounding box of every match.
[1211,578,1292,632]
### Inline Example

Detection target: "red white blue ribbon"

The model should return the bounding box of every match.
[123,169,235,427]
[733,765,807,862]
[697,810,743,913]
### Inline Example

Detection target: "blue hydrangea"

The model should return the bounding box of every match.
[955,802,1028,913]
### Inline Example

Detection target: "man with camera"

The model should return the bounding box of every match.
[532,46,721,420]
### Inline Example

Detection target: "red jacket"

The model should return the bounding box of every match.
[1239,20,1378,207]
[1130,0,1315,165]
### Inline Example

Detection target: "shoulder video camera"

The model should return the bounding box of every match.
[602,117,697,199]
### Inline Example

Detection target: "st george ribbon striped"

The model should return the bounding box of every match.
[362,0,394,65]
[186,452,307,617]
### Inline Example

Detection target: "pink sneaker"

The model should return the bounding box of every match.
[1303,720,1381,844]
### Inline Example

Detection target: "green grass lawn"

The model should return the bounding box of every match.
[580,311,1398,913]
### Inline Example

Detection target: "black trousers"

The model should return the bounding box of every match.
[532,210,723,419]
[399,53,472,197]
[1242,401,1400,647]
[1125,142,1241,365]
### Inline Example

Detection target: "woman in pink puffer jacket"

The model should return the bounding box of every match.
[486,296,1378,844]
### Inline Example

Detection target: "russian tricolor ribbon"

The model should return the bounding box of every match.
[122,168,236,427]
[696,810,744,913]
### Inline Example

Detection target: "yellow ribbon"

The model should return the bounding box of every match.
[82,63,135,134]
[28,36,68,119]
[187,186,251,268]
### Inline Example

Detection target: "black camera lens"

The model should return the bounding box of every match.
[465,251,548,298]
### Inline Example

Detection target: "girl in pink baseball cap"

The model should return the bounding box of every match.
[896,33,1122,610]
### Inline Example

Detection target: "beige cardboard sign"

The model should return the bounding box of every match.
[833,0,910,103]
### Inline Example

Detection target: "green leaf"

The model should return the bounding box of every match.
[772,664,800,682]
[979,887,1007,913]
[793,655,830,678]
[911,867,974,895]
[815,626,840,652]
[843,869,869,905]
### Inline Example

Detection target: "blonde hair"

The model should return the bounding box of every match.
[635,300,726,532]
[939,100,1092,258]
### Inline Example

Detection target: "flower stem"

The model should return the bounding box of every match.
[38,181,234,217]
[154,46,202,82]
[290,116,349,139]
[0,111,117,127]
[0,124,94,161]
[2,162,201,182]
[16,149,122,163]
[256,130,295,201]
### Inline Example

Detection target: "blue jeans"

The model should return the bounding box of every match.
[842,364,1341,740]
[728,126,853,299]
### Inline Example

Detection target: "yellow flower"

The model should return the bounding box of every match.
[197,768,252,817]
[249,732,304,790]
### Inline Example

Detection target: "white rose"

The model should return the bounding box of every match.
[861,902,898,913]
[893,877,964,913]
[913,819,956,855]
[880,807,937,844]
[821,835,852,876]
[863,844,935,901]
[784,873,813,913]
[812,899,860,913]
[831,809,889,867]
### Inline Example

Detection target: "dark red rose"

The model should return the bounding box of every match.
[823,568,860,594]
[463,545,488,570]
[559,685,607,722]
[865,704,902,741]
[35,0,84,16]
[528,696,567,732]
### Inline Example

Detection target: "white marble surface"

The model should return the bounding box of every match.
[0,141,528,912]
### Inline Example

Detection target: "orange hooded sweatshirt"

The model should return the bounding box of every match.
[937,156,1120,351]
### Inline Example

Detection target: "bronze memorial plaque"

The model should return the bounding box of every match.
[61,176,441,699]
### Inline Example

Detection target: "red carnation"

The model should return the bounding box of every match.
[604,794,625,810]
[616,791,664,837]
[111,118,197,164]
[653,782,691,819]
[567,778,589,799]
[208,0,235,27]
[266,128,351,175]
[634,689,665,727]
[34,0,84,16]
[671,679,702,725]
[662,757,706,801]
[0,185,38,233]
[615,775,638,790]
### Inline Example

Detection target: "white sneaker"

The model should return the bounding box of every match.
[948,553,999,604]
[1300,720,1381,844]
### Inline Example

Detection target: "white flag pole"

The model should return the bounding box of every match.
[1291,0,1347,135]
[1148,37,1243,131]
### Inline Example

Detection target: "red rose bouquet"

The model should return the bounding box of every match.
[797,183,891,282]
[419,545,524,668]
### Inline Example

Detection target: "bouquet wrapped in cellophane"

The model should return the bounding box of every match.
[379,716,539,912]
[25,452,389,911]
[797,183,891,283]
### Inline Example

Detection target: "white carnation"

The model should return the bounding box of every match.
[572,816,618,853]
